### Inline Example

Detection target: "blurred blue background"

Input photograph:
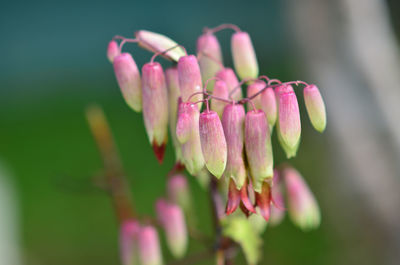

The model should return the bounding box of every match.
[1,0,400,265]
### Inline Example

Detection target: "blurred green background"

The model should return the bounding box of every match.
[1,0,400,265]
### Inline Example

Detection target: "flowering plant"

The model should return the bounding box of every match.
[89,23,326,265]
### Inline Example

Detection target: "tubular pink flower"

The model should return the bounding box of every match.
[107,40,120,63]
[135,30,186,62]
[167,174,192,214]
[221,104,246,189]
[120,220,140,265]
[261,87,277,132]
[231,31,259,79]
[303,84,326,132]
[156,199,188,258]
[269,170,285,226]
[283,166,321,231]
[165,67,183,163]
[199,110,227,178]
[211,80,229,118]
[113,53,142,112]
[138,225,163,265]
[176,101,205,175]
[246,80,264,109]
[245,110,274,193]
[141,62,169,163]
[277,91,301,158]
[197,33,223,90]
[216,68,242,101]
[177,55,203,109]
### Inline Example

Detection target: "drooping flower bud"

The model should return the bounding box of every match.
[176,101,205,175]
[197,33,223,90]
[113,53,142,112]
[211,80,229,118]
[178,55,203,109]
[165,67,183,163]
[120,220,140,265]
[199,110,227,178]
[167,174,196,226]
[107,40,120,63]
[216,68,242,101]
[255,181,272,221]
[156,199,188,258]
[135,30,186,62]
[269,170,285,226]
[283,167,321,231]
[231,31,259,80]
[277,91,301,158]
[142,62,169,163]
[138,225,163,265]
[222,104,246,189]
[303,84,326,132]
[246,80,264,109]
[245,110,273,193]
[262,87,277,131]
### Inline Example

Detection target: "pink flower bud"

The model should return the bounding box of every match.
[216,68,242,101]
[167,174,192,216]
[245,110,274,193]
[142,62,169,163]
[261,87,277,131]
[135,30,186,62]
[221,104,246,189]
[165,67,183,163]
[176,101,205,175]
[138,225,163,265]
[283,167,321,230]
[303,84,326,132]
[113,53,142,112]
[246,80,264,109]
[178,55,203,109]
[156,199,188,258]
[269,170,285,226]
[255,181,272,222]
[211,80,229,118]
[231,31,259,79]
[107,40,120,63]
[199,110,227,178]
[277,91,301,158]
[197,33,223,90]
[120,220,140,265]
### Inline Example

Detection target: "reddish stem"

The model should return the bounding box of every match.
[205,23,242,34]
[118,38,139,53]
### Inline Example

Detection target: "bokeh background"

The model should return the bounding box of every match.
[1,0,400,264]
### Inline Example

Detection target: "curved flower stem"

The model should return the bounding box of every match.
[205,24,242,34]
[85,105,135,224]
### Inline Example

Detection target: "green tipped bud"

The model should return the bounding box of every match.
[231,31,259,79]
[135,30,186,62]
[303,84,326,132]
[199,110,227,178]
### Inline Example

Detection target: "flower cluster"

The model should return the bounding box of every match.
[107,24,326,265]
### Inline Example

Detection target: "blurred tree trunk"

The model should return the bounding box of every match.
[284,0,400,264]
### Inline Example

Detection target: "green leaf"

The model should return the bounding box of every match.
[222,216,263,264]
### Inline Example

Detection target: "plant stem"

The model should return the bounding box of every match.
[209,177,236,265]
[86,105,135,224]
